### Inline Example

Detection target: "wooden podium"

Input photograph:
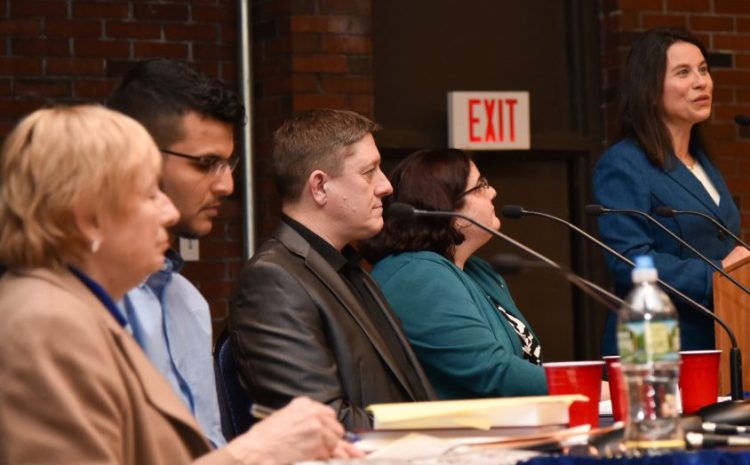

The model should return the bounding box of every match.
[714,255,750,394]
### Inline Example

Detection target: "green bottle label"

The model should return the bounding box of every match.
[617,320,680,364]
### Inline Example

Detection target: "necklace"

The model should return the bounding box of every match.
[679,154,697,170]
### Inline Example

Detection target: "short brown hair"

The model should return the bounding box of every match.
[0,105,161,269]
[271,109,379,202]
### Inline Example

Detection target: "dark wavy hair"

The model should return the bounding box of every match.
[619,28,709,169]
[360,148,472,264]
[106,58,246,147]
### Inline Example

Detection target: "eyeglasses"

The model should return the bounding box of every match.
[160,148,239,175]
[459,176,490,198]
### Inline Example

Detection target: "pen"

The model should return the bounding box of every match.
[249,403,360,443]
[249,403,275,419]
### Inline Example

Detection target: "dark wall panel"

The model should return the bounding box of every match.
[373,1,605,361]
[373,0,575,148]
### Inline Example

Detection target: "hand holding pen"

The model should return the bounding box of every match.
[251,403,361,443]
[228,397,363,464]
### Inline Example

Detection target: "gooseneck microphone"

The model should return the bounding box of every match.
[387,202,560,268]
[387,202,632,319]
[585,205,750,298]
[654,206,750,250]
[491,254,628,311]
[507,204,744,400]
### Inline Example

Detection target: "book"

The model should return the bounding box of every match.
[367,394,586,430]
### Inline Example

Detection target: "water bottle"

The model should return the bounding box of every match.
[617,255,684,452]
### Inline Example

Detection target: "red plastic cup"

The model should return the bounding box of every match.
[679,350,721,415]
[606,361,629,422]
[544,361,605,428]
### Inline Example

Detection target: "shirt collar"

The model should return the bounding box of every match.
[165,248,184,272]
[141,248,183,295]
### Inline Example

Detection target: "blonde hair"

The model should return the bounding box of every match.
[0,105,161,269]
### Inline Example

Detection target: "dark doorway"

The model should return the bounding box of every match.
[373,0,607,360]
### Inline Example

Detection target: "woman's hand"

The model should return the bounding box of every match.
[721,246,750,269]
[224,397,364,465]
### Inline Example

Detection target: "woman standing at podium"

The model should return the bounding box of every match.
[593,28,750,354]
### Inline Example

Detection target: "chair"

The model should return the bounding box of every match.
[213,328,253,439]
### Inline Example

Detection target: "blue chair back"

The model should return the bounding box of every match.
[214,329,253,439]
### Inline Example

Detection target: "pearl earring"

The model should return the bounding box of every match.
[91,238,101,253]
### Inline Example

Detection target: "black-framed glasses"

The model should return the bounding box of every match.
[160,148,239,176]
[459,176,490,198]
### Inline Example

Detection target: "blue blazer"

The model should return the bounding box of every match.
[371,251,547,399]
[593,139,740,353]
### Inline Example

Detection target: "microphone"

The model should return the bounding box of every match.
[491,253,630,312]
[489,253,536,273]
[387,202,560,269]
[386,202,421,221]
[507,204,743,401]
[387,203,628,318]
[654,206,750,250]
[585,205,750,298]
[734,115,750,127]
[491,253,750,425]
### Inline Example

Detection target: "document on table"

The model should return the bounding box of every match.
[296,447,540,465]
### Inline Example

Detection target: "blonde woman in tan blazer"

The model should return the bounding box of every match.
[0,106,360,465]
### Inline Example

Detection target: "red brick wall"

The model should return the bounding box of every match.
[0,0,240,329]
[0,0,376,332]
[599,0,750,242]
[251,0,374,239]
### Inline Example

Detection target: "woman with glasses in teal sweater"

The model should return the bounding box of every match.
[361,148,546,399]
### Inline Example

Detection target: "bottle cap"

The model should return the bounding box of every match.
[632,255,658,282]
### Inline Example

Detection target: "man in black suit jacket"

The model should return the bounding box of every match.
[229,109,435,429]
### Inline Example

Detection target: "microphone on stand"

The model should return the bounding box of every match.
[491,254,627,311]
[490,254,750,448]
[584,204,747,404]
[387,202,559,268]
[654,206,750,250]
[502,204,744,400]
[387,203,627,312]
[585,205,750,298]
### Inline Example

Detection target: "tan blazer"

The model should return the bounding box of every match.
[0,269,237,465]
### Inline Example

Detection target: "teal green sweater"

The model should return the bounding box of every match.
[372,251,547,399]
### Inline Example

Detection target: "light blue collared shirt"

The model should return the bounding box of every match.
[119,250,226,447]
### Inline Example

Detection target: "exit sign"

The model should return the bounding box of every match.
[448,91,530,150]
